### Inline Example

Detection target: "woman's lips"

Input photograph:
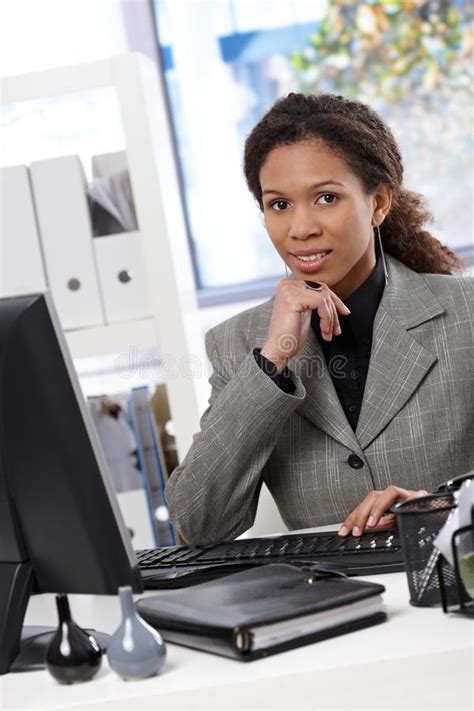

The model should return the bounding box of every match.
[290,250,332,273]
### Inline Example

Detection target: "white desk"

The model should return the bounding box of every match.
[1,554,473,710]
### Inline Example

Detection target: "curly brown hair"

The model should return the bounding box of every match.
[244,93,463,274]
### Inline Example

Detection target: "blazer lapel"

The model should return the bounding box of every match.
[355,256,444,450]
[290,331,362,452]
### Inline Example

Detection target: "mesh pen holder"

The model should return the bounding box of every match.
[391,492,458,607]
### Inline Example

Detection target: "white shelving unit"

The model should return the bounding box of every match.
[1,53,208,460]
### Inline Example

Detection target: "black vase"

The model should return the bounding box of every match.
[45,594,102,684]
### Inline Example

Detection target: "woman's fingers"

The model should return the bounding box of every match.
[331,292,351,316]
[338,492,378,537]
[297,310,312,350]
[330,299,341,336]
[369,513,397,530]
[326,297,335,339]
[263,279,350,363]
[304,284,345,341]
[338,486,431,537]
[300,281,349,315]
[315,286,347,339]
[360,487,403,531]
[317,297,334,341]
[366,486,429,528]
[363,486,405,528]
[325,297,336,339]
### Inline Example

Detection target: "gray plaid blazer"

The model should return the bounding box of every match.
[166,255,473,545]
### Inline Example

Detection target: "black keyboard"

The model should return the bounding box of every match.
[136,530,404,588]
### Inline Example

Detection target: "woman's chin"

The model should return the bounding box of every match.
[293,267,335,286]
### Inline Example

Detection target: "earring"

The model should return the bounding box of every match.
[376,225,389,286]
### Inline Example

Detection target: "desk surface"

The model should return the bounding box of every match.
[1,540,473,710]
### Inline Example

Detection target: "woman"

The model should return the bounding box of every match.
[165,93,473,545]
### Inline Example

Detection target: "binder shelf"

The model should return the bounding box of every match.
[1,53,208,462]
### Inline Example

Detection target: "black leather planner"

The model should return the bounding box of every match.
[136,563,386,661]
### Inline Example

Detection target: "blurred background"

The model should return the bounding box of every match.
[1,0,472,542]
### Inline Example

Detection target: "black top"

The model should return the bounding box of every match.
[254,255,385,430]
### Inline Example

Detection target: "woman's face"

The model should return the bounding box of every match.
[260,139,390,298]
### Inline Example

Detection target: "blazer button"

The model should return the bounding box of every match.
[348,454,364,469]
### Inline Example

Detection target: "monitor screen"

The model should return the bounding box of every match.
[0,293,142,672]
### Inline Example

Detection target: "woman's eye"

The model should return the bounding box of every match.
[317,194,337,205]
[270,200,290,211]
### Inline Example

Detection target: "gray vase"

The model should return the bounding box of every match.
[107,586,166,680]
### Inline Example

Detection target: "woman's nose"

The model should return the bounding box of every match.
[288,207,322,240]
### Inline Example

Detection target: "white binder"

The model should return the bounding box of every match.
[30,156,105,330]
[94,231,151,323]
[0,165,48,297]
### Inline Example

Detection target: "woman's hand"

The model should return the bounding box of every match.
[261,278,350,373]
[338,485,429,537]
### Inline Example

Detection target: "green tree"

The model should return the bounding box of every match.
[290,1,472,108]
[289,1,473,256]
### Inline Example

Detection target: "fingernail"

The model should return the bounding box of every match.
[367,515,375,527]
[338,526,348,537]
[352,526,361,537]
[305,280,323,290]
[335,326,341,335]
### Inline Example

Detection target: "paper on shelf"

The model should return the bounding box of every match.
[434,479,474,566]
[87,171,138,234]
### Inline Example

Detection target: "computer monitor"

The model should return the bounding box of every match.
[0,293,143,675]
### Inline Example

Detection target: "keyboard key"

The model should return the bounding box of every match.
[172,549,204,564]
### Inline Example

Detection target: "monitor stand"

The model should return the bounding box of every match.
[0,562,33,675]
[0,562,110,674]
